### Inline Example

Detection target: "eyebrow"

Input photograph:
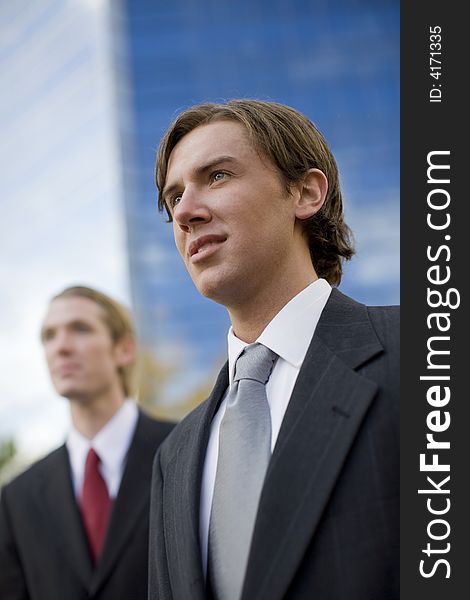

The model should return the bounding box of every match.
[162,155,238,202]
[40,319,92,340]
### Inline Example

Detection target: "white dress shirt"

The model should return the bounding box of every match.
[66,399,139,500]
[199,278,332,573]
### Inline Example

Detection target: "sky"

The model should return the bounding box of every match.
[0,0,130,463]
[0,0,399,468]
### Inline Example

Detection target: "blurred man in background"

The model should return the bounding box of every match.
[149,99,399,600]
[0,285,174,600]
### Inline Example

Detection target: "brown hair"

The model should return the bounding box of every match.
[155,99,355,285]
[50,285,137,397]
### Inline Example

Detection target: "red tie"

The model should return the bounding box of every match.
[80,448,112,564]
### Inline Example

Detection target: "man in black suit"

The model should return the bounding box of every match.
[149,99,399,600]
[0,285,174,600]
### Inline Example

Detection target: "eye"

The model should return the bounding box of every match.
[41,329,55,342]
[211,171,227,183]
[167,193,183,212]
[72,322,92,333]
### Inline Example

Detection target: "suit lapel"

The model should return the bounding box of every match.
[89,413,158,594]
[39,446,93,588]
[242,289,384,600]
[163,365,229,600]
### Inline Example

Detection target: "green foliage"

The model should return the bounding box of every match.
[0,438,16,473]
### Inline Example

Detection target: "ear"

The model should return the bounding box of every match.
[113,335,136,368]
[294,168,328,220]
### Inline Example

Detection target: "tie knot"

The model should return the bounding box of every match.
[233,343,278,385]
[85,448,100,469]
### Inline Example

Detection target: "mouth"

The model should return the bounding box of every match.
[56,364,80,377]
[188,234,227,262]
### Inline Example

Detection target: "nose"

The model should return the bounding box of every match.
[173,185,211,233]
[49,330,74,356]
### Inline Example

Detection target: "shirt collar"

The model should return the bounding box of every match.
[227,278,331,385]
[66,399,138,488]
[91,399,138,472]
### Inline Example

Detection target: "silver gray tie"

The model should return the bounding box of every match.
[208,343,278,600]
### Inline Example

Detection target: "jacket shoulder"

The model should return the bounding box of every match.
[156,361,229,466]
[156,397,211,465]
[366,304,400,345]
[1,446,65,499]
[137,409,175,443]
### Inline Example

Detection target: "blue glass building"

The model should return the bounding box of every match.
[113,0,399,415]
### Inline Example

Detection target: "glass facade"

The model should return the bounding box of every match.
[0,1,400,440]
[114,0,400,416]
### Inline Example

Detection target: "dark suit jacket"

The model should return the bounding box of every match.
[0,410,174,600]
[148,289,399,600]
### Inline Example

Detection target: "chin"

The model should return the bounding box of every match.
[54,381,84,400]
[197,279,243,309]
[191,264,239,302]
[55,386,77,399]
[194,274,225,303]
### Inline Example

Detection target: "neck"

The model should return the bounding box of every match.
[69,389,126,440]
[228,271,318,344]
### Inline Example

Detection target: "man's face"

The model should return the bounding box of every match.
[164,120,303,308]
[41,297,125,402]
